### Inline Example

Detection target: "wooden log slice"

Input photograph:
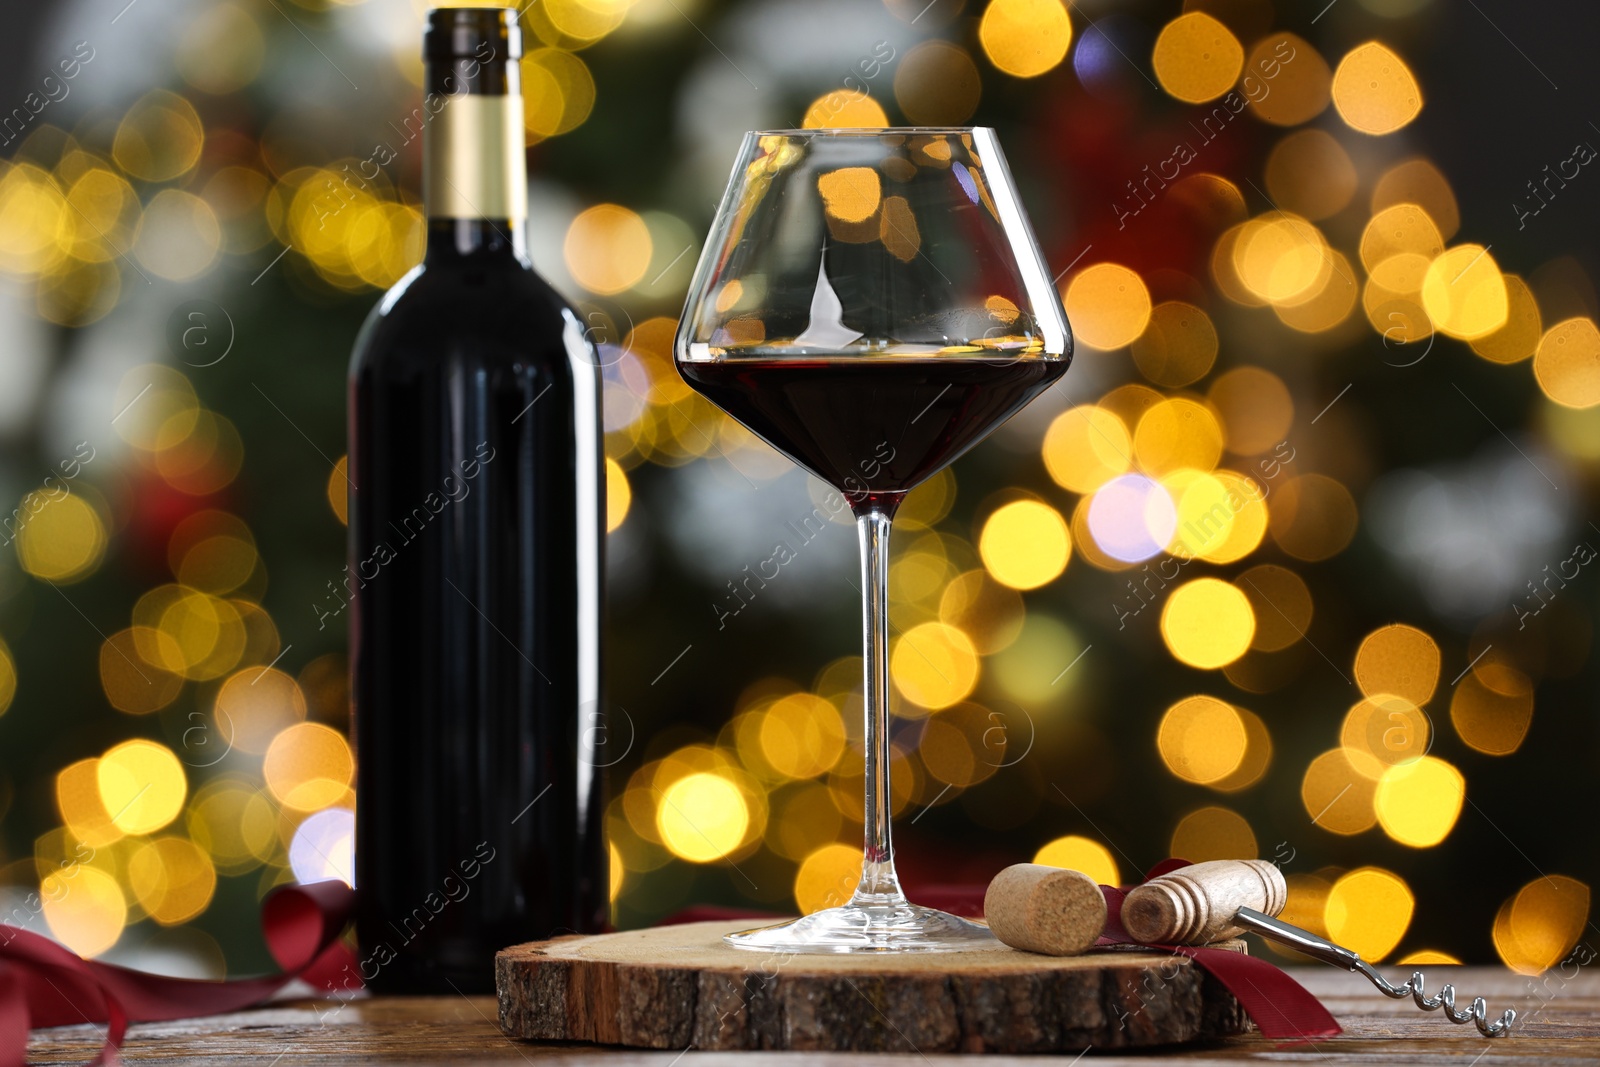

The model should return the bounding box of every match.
[497,920,1251,1053]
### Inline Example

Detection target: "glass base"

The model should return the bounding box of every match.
[724,901,997,954]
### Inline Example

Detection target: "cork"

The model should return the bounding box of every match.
[982,863,1106,956]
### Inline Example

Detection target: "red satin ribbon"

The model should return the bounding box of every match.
[0,879,356,1067]
[1096,859,1341,1041]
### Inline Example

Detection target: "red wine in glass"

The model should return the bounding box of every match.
[680,354,1066,515]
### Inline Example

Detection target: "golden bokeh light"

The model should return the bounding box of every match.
[939,570,1023,654]
[176,2,264,95]
[1373,158,1459,239]
[1133,398,1223,475]
[188,781,278,874]
[1212,223,1265,308]
[894,41,982,125]
[1033,835,1119,887]
[1398,949,1463,966]
[1341,693,1431,778]
[98,739,187,835]
[1326,867,1413,961]
[1276,250,1359,333]
[14,491,107,583]
[522,49,595,140]
[1170,805,1257,862]
[1360,203,1444,270]
[879,195,922,262]
[1237,564,1312,652]
[1160,578,1254,669]
[100,629,184,715]
[176,535,259,597]
[1421,244,1508,340]
[1534,317,1600,408]
[264,723,354,812]
[1246,32,1331,125]
[802,90,889,129]
[1301,748,1378,835]
[1451,663,1534,755]
[65,166,139,264]
[214,666,309,754]
[1100,381,1165,430]
[1162,470,1234,560]
[327,457,349,525]
[1064,264,1151,351]
[129,585,243,681]
[605,456,631,533]
[1353,624,1440,705]
[113,90,204,181]
[897,469,957,532]
[1158,696,1247,785]
[1212,706,1272,792]
[758,692,847,779]
[1265,130,1356,221]
[1470,275,1541,364]
[795,843,862,913]
[527,0,627,48]
[978,500,1070,589]
[1268,474,1358,561]
[57,759,124,848]
[1152,12,1243,104]
[1235,212,1332,306]
[921,703,1005,788]
[657,771,751,863]
[817,167,882,225]
[1131,302,1217,387]
[0,639,14,717]
[890,538,957,620]
[1332,41,1422,135]
[42,865,127,959]
[1364,252,1433,343]
[1280,874,1333,942]
[1041,405,1132,494]
[1208,366,1293,456]
[1203,471,1268,563]
[0,164,71,277]
[1374,756,1463,848]
[891,621,979,709]
[564,204,652,295]
[129,836,218,925]
[1494,876,1591,974]
[979,0,1073,79]
[1160,469,1265,564]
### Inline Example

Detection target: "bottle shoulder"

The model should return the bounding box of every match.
[350,258,589,378]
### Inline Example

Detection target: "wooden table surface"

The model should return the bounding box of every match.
[26,968,1600,1065]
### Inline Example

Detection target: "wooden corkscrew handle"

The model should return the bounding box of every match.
[1121,860,1287,945]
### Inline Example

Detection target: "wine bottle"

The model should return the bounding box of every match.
[347,7,606,994]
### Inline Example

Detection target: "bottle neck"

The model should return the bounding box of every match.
[426,219,527,262]
[422,54,527,264]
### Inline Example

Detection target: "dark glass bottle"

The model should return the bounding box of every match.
[348,7,606,994]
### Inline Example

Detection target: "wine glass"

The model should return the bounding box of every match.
[674,128,1072,952]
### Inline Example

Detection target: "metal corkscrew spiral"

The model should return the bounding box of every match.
[1119,861,1515,1038]
[1234,908,1516,1037]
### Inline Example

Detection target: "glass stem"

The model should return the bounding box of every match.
[852,506,905,910]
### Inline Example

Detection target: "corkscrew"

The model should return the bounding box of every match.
[1122,860,1516,1038]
